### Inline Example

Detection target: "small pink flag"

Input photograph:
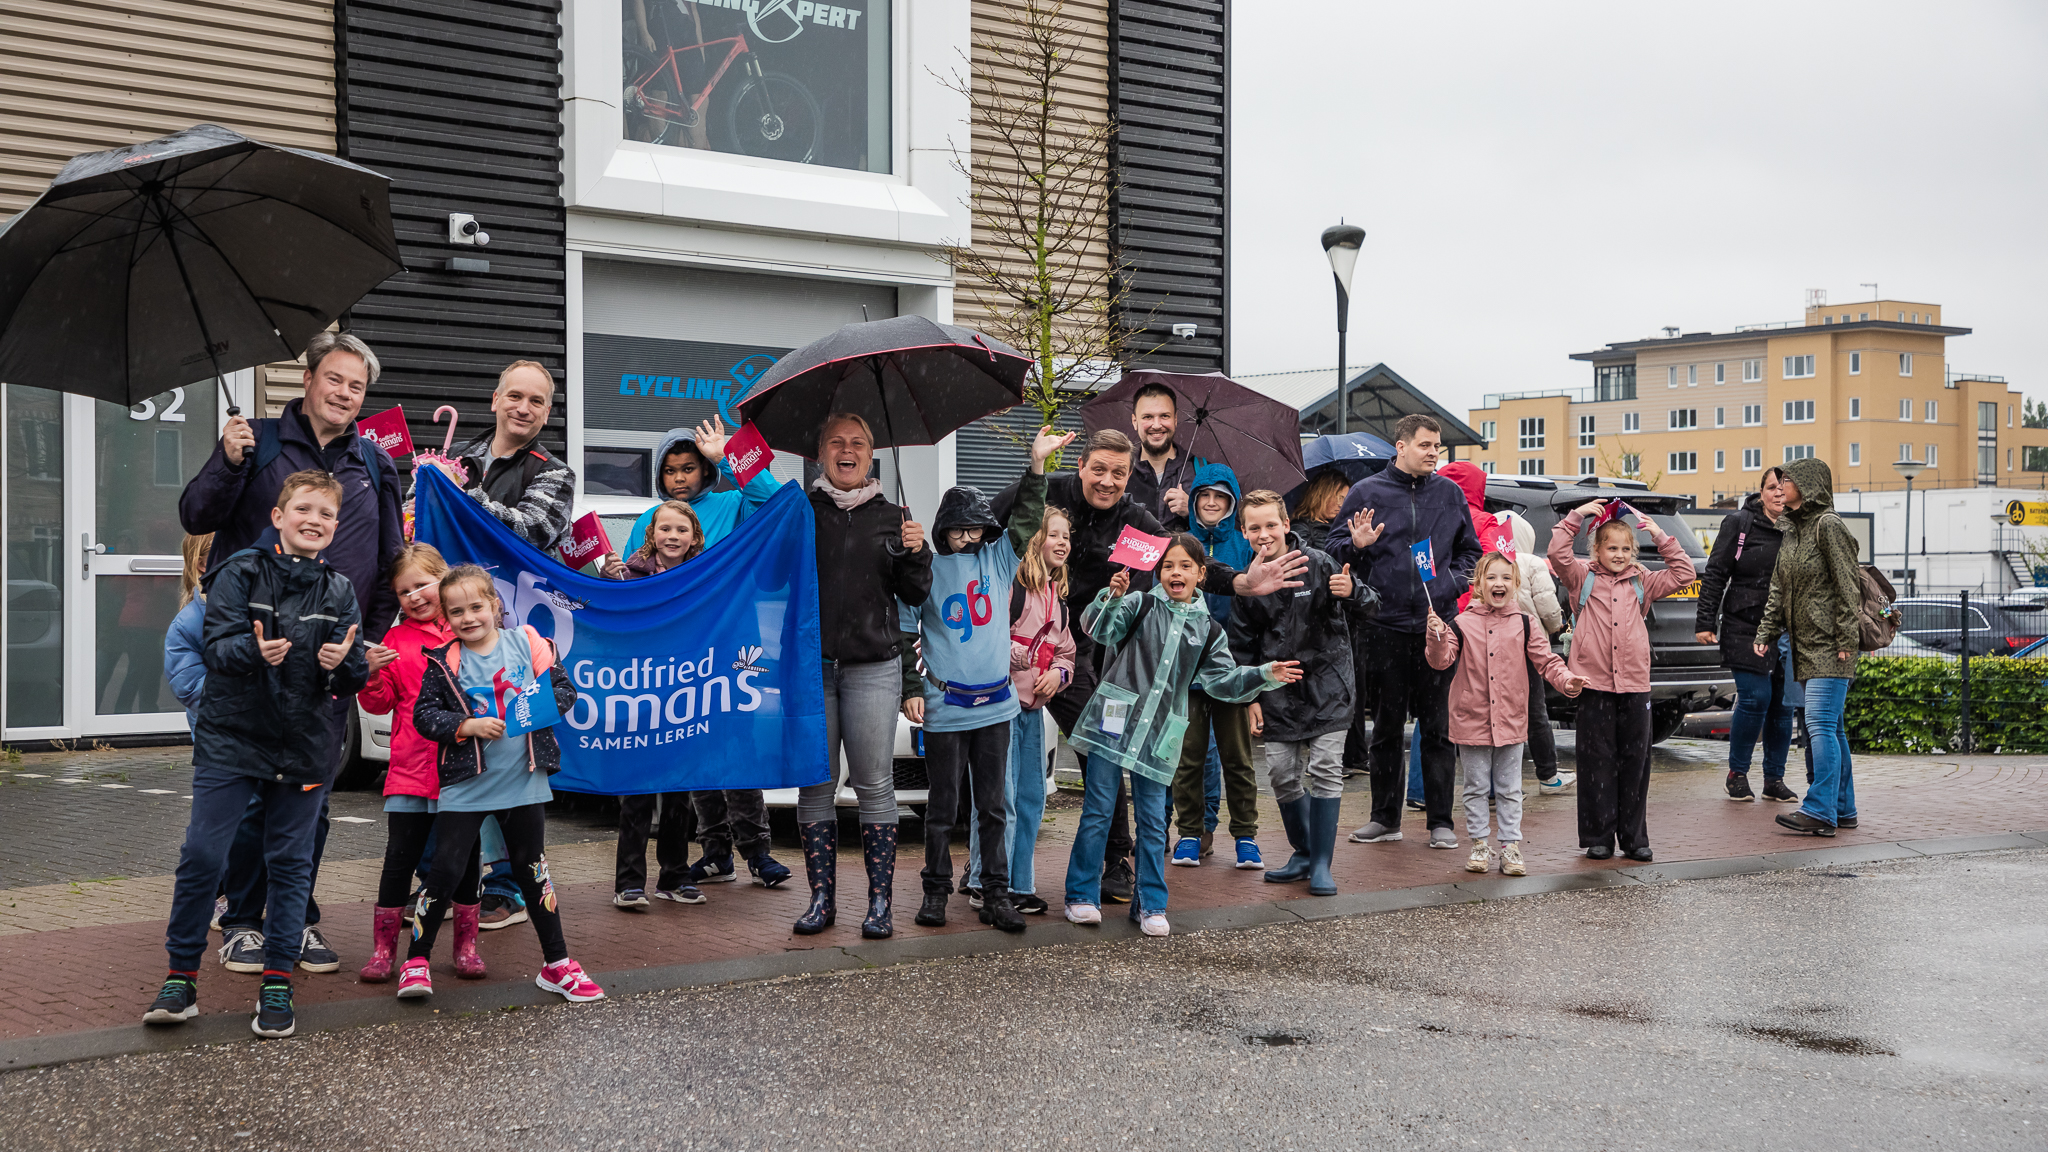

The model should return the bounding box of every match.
[1108,525,1170,571]
[357,406,414,456]
[560,511,613,566]
[724,422,773,487]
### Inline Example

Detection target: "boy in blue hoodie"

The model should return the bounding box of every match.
[903,425,1070,933]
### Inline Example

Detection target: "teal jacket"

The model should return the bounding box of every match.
[1071,585,1280,785]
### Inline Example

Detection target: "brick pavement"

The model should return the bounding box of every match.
[1,743,2043,1046]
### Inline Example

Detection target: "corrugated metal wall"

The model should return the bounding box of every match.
[336,0,567,456]
[0,0,337,217]
[1112,0,1227,374]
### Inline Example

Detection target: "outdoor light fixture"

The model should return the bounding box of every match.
[1321,222,1365,434]
[1894,457,1926,593]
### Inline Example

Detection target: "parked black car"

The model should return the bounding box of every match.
[1891,596,2048,657]
[1483,475,1730,744]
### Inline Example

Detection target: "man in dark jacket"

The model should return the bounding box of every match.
[1325,413,1481,849]
[177,331,401,974]
[1696,469,1799,802]
[419,360,578,554]
[1125,378,1193,521]
[145,470,370,1039]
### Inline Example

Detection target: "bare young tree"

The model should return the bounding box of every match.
[940,0,1130,428]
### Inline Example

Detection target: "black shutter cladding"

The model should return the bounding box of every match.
[336,0,567,458]
[1111,0,1228,375]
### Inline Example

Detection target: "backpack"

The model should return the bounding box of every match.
[1820,512,1899,651]
[254,418,385,502]
[1574,570,1646,617]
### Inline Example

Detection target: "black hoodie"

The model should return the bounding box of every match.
[811,486,933,664]
[1695,492,1784,675]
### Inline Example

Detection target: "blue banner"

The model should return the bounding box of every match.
[413,466,828,795]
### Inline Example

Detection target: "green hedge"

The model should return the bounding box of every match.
[1845,656,2048,753]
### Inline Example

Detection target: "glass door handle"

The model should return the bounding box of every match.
[127,558,183,575]
[81,534,106,580]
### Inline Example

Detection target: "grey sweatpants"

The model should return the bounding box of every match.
[1266,731,1347,801]
[1459,742,1525,843]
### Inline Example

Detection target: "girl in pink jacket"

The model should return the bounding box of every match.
[1426,552,1586,876]
[996,506,1077,914]
[353,544,476,983]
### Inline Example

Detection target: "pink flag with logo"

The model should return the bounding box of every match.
[724,422,773,487]
[357,406,414,457]
[1108,525,1170,571]
[560,511,613,566]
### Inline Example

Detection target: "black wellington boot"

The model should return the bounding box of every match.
[860,822,898,939]
[1306,796,1342,896]
[1264,796,1312,884]
[791,820,837,935]
[979,882,1026,933]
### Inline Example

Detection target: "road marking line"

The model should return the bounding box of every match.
[14,774,46,778]
[138,789,177,795]
[99,783,131,789]
[332,816,376,824]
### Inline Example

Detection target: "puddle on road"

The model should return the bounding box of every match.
[1245,1032,1310,1047]
[1739,1025,1895,1056]
[1562,1003,1653,1024]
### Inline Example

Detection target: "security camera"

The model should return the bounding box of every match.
[1171,322,1197,339]
[448,212,490,247]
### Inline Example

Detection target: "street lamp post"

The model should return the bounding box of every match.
[1894,457,1926,595]
[1320,223,1365,435]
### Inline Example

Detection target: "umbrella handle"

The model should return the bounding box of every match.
[434,405,459,453]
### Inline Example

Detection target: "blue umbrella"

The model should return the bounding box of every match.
[1285,432,1393,507]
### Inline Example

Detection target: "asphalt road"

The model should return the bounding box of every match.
[4,850,2040,1151]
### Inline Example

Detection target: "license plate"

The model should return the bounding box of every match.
[1668,580,1701,599]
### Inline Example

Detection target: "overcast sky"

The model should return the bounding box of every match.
[1229,1,2048,418]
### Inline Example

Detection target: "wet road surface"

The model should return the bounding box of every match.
[3,849,2041,1151]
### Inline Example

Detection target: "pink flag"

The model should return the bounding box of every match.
[560,511,613,566]
[1108,524,1170,571]
[357,406,414,456]
[724,422,773,487]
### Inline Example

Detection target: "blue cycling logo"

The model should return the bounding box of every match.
[942,580,993,643]
[617,353,777,425]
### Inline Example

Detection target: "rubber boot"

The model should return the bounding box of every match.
[979,882,1026,933]
[358,905,404,983]
[451,903,487,978]
[914,888,948,927]
[860,822,898,940]
[1263,797,1312,884]
[792,820,837,935]
[1307,796,1341,896]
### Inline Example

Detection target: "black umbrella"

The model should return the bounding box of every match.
[734,314,1032,497]
[1081,369,1308,496]
[0,123,402,414]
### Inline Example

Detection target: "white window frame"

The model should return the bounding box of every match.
[1900,399,1912,421]
[1621,453,1641,474]
[1742,404,1763,427]
[1667,408,1697,431]
[1687,364,1697,387]
[1899,442,1914,461]
[1783,399,1815,425]
[1668,451,1698,474]
[1927,444,1938,467]
[1714,407,1725,428]
[1518,417,1546,450]
[1623,412,1640,433]
[1479,460,1495,474]
[1850,351,1861,375]
[1667,365,1678,388]
[1742,359,1762,383]
[1849,443,1861,466]
[1900,353,1914,376]
[1714,362,1725,385]
[1783,445,1815,462]
[1714,449,1725,472]
[1578,414,1595,447]
[1578,455,1596,475]
[1850,397,1861,420]
[1481,420,1497,442]
[1783,354,1815,379]
[1742,447,1762,471]
[1518,458,1546,476]
[1925,400,1938,423]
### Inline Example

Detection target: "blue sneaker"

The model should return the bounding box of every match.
[1170,837,1202,867]
[1233,838,1264,870]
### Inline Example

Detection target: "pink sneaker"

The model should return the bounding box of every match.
[395,957,433,999]
[536,959,605,1003]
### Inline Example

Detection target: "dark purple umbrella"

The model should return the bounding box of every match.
[734,314,1031,498]
[1081,369,1307,497]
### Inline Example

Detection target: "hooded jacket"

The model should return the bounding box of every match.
[178,399,402,640]
[1325,464,1483,633]
[1547,506,1696,694]
[909,473,1045,732]
[1009,578,1076,711]
[1227,534,1378,742]
[1755,458,1861,682]
[811,483,933,664]
[1073,584,1282,785]
[1425,599,1580,746]
[413,625,578,787]
[193,545,370,784]
[1441,461,1505,613]
[622,426,784,555]
[442,430,578,554]
[1168,461,1253,624]
[166,596,207,729]
[1695,491,1785,675]
[1499,511,1565,635]
[355,615,457,799]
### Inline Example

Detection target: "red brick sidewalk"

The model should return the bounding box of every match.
[3,753,2042,1045]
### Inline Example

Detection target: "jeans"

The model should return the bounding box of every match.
[1175,693,1256,840]
[1066,754,1171,914]
[480,816,522,903]
[1047,636,1133,862]
[1368,629,1455,830]
[1406,732,1424,802]
[1576,689,1652,853]
[1265,731,1346,801]
[1460,743,1525,842]
[691,789,771,858]
[220,792,329,932]
[1728,667,1792,780]
[801,658,902,824]
[166,766,328,973]
[1800,677,1856,826]
[921,721,1011,893]
[967,710,1051,893]
[616,792,695,892]
[1202,738,1222,830]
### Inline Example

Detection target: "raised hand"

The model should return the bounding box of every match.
[364,642,399,675]
[1330,563,1354,599]
[1265,660,1304,685]
[693,415,729,461]
[1030,425,1077,473]
[222,415,256,467]
[1347,508,1384,549]
[1576,499,1606,518]
[318,624,357,671]
[1109,566,1131,597]
[1241,549,1309,596]
[252,620,291,667]
[901,519,926,553]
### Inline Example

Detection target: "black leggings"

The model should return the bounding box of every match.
[378,810,479,909]
[410,805,566,964]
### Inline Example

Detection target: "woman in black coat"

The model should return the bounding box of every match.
[1694,469,1800,802]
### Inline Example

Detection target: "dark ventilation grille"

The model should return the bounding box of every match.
[336,0,567,457]
[954,400,1091,494]
[1111,0,1228,375]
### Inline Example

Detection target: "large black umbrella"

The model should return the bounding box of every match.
[0,123,402,414]
[1081,369,1308,496]
[734,314,1032,495]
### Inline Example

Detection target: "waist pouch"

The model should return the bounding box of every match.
[940,677,1014,709]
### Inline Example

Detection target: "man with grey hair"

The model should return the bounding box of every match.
[178,330,405,975]
[418,359,576,553]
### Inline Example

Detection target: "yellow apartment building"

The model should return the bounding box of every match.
[1467,295,2048,507]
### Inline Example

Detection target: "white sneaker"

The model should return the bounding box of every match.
[1139,913,1170,937]
[1500,841,1526,876]
[1465,838,1491,873]
[1539,772,1576,794]
[1065,903,1102,925]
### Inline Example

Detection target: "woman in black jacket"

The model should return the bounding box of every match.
[1695,469,1799,802]
[795,412,933,941]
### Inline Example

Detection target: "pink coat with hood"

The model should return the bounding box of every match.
[1546,506,1696,694]
[1426,599,1579,746]
[1009,580,1076,710]
[356,614,457,798]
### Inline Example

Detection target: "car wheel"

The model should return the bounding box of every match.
[332,701,378,791]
